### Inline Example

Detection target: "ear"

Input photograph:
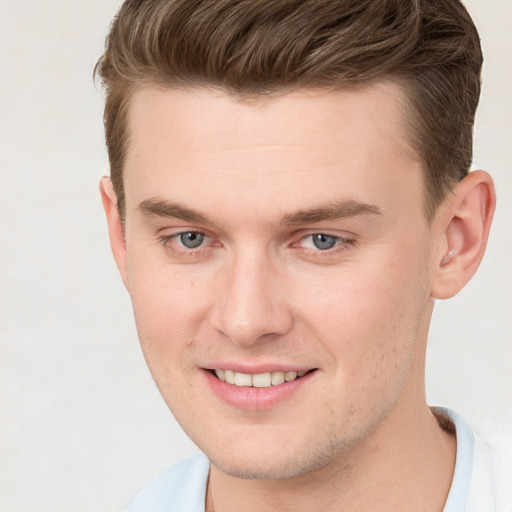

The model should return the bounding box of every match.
[99,177,129,289]
[431,170,496,300]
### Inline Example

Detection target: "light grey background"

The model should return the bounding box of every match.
[0,1,510,511]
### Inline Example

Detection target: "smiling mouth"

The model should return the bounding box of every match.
[211,369,315,388]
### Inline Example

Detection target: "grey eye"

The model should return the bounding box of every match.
[312,234,337,250]
[180,232,205,249]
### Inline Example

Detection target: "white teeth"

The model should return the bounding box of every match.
[252,373,272,388]
[234,372,252,387]
[271,371,285,385]
[285,371,297,381]
[213,369,309,387]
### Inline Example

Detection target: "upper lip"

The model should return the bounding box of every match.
[203,363,316,374]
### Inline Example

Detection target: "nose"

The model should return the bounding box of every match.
[211,248,294,347]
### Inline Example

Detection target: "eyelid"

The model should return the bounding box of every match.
[295,228,357,242]
[292,230,358,254]
[157,228,217,257]
[301,233,339,246]
[157,227,357,259]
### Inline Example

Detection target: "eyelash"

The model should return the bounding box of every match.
[294,233,357,255]
[158,232,215,258]
[158,231,357,258]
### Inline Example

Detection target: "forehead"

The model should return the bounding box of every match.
[123,84,423,222]
[126,83,413,153]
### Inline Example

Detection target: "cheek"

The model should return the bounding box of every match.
[128,274,204,417]
[125,252,212,373]
[128,242,209,321]
[295,250,431,378]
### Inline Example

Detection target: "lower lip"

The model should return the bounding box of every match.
[202,369,316,411]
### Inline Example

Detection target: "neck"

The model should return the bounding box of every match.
[206,401,456,512]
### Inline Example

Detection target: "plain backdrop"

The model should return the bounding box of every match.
[1,1,511,511]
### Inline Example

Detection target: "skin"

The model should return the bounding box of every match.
[101,83,495,511]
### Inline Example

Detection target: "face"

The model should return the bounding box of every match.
[112,84,439,479]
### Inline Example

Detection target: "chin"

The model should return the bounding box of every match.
[210,455,319,480]
[205,431,355,481]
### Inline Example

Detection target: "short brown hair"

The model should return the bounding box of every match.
[95,0,483,220]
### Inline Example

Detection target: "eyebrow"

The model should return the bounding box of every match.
[281,200,383,225]
[138,198,215,226]
[138,197,383,227]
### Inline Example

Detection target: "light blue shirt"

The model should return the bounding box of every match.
[126,408,496,512]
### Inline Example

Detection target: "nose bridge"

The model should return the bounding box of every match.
[213,243,292,345]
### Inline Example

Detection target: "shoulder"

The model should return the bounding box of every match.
[467,427,512,512]
[466,432,498,511]
[125,453,209,512]
[435,407,503,512]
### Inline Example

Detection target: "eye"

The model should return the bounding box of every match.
[300,233,341,251]
[310,233,337,250]
[178,231,205,249]
[158,229,219,259]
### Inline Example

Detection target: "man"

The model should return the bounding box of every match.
[96,1,498,510]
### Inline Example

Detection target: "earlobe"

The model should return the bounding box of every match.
[431,170,496,300]
[99,177,129,289]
